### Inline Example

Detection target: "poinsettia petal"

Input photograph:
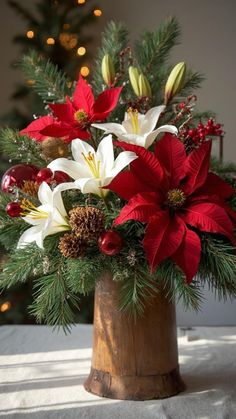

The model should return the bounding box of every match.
[143,212,185,272]
[21,116,55,142]
[113,192,160,226]
[183,202,235,243]
[115,141,164,191]
[197,172,234,200]
[183,140,212,195]
[49,98,75,124]
[105,171,153,200]
[172,226,201,284]
[92,87,122,121]
[72,76,94,114]
[41,122,72,140]
[154,134,186,188]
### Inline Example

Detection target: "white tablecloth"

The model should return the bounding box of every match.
[0,325,236,419]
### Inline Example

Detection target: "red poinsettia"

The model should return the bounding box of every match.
[21,76,122,143]
[107,134,236,282]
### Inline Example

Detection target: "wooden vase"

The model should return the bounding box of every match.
[84,272,185,400]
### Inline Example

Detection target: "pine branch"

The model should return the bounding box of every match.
[0,128,45,166]
[180,70,205,96]
[157,260,204,311]
[118,268,159,317]
[135,17,180,73]
[30,261,80,333]
[200,237,236,301]
[66,256,101,295]
[20,50,71,103]
[0,244,43,289]
[92,21,129,95]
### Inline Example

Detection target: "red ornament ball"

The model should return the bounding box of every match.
[98,230,123,256]
[36,168,70,185]
[36,168,53,184]
[6,201,22,218]
[53,171,70,184]
[1,164,39,193]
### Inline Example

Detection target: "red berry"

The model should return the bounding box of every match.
[98,230,123,256]
[6,202,22,218]
[179,102,186,110]
[1,164,39,193]
[197,122,204,130]
[199,132,206,140]
[215,123,221,129]
[53,171,70,184]
[207,118,214,126]
[36,168,53,184]
[188,129,196,137]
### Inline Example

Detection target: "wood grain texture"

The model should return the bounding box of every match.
[84,272,185,400]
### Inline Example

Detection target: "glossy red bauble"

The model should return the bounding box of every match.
[98,230,123,256]
[36,168,53,184]
[6,201,22,218]
[1,164,39,193]
[53,171,70,184]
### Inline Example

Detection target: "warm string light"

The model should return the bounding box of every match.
[46,37,55,45]
[77,46,86,56]
[93,9,102,17]
[26,30,34,39]
[80,66,90,77]
[0,301,11,313]
[78,0,86,4]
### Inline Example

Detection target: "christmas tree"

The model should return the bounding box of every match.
[0,0,102,324]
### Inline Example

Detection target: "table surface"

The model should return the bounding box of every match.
[0,325,236,419]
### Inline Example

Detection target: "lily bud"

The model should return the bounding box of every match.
[164,62,186,105]
[128,66,140,96]
[139,73,152,98]
[101,54,115,86]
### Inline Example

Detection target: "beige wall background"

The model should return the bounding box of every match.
[0,0,235,324]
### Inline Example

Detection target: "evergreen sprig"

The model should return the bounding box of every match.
[0,128,45,166]
[20,50,71,103]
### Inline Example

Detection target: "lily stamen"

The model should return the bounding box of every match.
[127,108,139,134]
[82,152,101,178]
[20,199,48,219]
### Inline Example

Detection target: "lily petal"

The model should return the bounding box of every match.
[92,122,126,137]
[97,135,114,175]
[145,125,178,149]
[17,225,44,249]
[109,151,138,179]
[75,178,102,196]
[48,158,86,180]
[139,105,166,135]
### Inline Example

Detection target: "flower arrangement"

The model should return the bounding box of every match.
[0,18,236,332]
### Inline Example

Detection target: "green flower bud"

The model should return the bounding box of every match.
[101,54,115,86]
[139,73,152,98]
[164,62,186,104]
[128,66,141,96]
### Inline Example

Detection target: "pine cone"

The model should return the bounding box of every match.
[69,206,105,240]
[21,180,39,197]
[59,233,86,258]
[41,137,69,160]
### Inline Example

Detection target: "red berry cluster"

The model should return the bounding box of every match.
[180,118,223,146]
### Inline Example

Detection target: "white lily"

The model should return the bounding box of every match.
[17,182,70,249]
[47,134,138,198]
[92,105,178,149]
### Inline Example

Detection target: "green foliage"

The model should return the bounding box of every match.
[0,128,45,166]
[20,50,71,104]
[92,21,129,95]
[135,17,180,71]
[200,237,236,301]
[180,69,205,96]
[0,244,43,289]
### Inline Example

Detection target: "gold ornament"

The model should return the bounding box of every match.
[41,137,69,161]
[59,233,86,258]
[21,180,39,197]
[69,206,105,240]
